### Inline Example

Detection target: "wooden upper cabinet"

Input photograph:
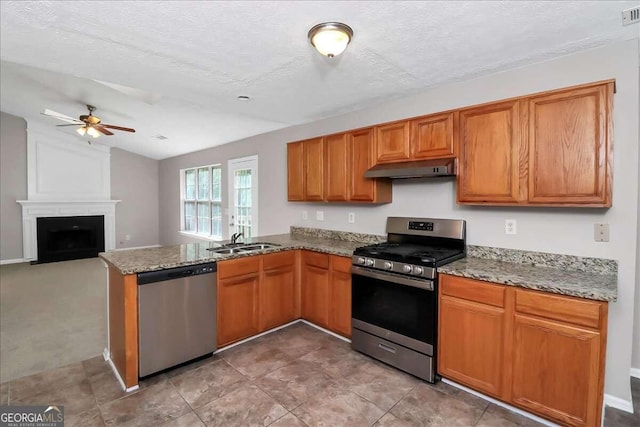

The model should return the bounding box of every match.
[349,128,392,203]
[324,133,349,201]
[410,112,456,159]
[304,137,324,201]
[457,100,524,204]
[287,142,305,201]
[375,121,411,164]
[527,83,612,206]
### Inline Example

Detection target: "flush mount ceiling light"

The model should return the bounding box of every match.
[308,22,353,58]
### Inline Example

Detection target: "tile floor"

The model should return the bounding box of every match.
[0,322,637,426]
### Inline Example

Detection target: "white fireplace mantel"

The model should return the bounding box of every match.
[17,200,121,261]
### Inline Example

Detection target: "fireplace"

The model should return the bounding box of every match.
[36,216,105,263]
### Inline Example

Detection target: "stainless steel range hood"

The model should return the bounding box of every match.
[364,158,456,179]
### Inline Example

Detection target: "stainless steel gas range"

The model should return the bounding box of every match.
[350,217,466,383]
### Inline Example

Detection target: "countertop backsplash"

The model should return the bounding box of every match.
[466,245,617,275]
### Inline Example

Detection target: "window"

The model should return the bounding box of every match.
[181,165,222,239]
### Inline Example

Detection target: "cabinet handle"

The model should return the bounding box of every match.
[378,343,397,354]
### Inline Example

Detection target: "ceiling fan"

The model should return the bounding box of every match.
[41,104,136,139]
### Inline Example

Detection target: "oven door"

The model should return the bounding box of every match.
[351,266,436,355]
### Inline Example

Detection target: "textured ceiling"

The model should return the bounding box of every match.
[1,1,637,159]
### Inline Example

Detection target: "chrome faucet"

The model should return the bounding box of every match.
[231,232,244,244]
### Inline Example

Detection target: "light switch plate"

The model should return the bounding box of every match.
[316,211,324,221]
[348,212,355,223]
[594,223,609,242]
[302,211,308,220]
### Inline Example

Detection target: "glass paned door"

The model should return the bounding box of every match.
[228,156,258,241]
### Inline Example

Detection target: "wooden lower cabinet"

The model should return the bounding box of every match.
[511,314,602,427]
[329,256,352,338]
[438,274,607,427]
[438,294,506,398]
[301,251,352,337]
[260,252,297,331]
[217,257,260,347]
[302,252,331,328]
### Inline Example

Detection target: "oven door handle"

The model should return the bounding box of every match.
[351,266,434,291]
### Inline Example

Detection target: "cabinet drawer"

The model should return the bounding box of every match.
[515,289,602,329]
[330,255,352,273]
[218,256,260,279]
[263,251,295,270]
[303,251,329,269]
[440,274,505,308]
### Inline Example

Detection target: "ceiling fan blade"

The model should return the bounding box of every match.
[56,124,82,127]
[100,124,136,133]
[41,109,82,124]
[94,125,114,136]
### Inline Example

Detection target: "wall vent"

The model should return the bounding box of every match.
[622,6,640,25]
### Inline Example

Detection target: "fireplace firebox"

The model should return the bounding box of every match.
[36,216,105,263]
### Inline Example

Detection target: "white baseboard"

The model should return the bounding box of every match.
[0,258,28,265]
[604,393,634,413]
[631,368,640,379]
[441,378,559,426]
[111,244,161,252]
[103,347,139,393]
[300,320,351,343]
[214,319,302,354]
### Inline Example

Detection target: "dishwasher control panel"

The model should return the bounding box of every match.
[138,262,217,285]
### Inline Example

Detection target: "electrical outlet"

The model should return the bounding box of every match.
[348,212,355,223]
[125,234,131,241]
[302,211,308,220]
[316,211,324,221]
[505,219,517,235]
[594,223,609,242]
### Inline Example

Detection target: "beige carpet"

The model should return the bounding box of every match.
[0,257,107,383]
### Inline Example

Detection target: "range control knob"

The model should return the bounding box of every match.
[403,265,412,273]
[357,257,366,265]
[384,261,393,270]
[365,258,375,267]
[413,266,423,275]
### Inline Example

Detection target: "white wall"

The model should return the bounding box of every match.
[159,39,639,405]
[0,112,27,261]
[110,148,160,249]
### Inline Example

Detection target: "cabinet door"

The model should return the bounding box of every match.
[375,121,411,164]
[302,263,330,328]
[260,265,296,331]
[329,256,352,338]
[458,100,524,204]
[324,133,349,201]
[410,112,455,159]
[287,142,305,201]
[527,83,612,206]
[349,127,390,203]
[511,314,602,427]
[217,273,259,347]
[438,295,506,398]
[304,137,324,201]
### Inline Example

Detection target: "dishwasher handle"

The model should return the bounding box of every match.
[138,262,217,285]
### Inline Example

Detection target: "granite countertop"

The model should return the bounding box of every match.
[439,249,617,302]
[99,232,378,275]
[100,227,617,302]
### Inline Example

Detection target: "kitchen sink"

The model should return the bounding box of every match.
[208,247,248,254]
[237,243,280,251]
[207,242,280,254]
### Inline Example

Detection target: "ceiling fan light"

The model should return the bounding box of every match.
[308,22,353,58]
[86,126,100,138]
[76,126,87,136]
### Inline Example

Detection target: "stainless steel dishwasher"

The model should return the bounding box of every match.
[137,262,217,377]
